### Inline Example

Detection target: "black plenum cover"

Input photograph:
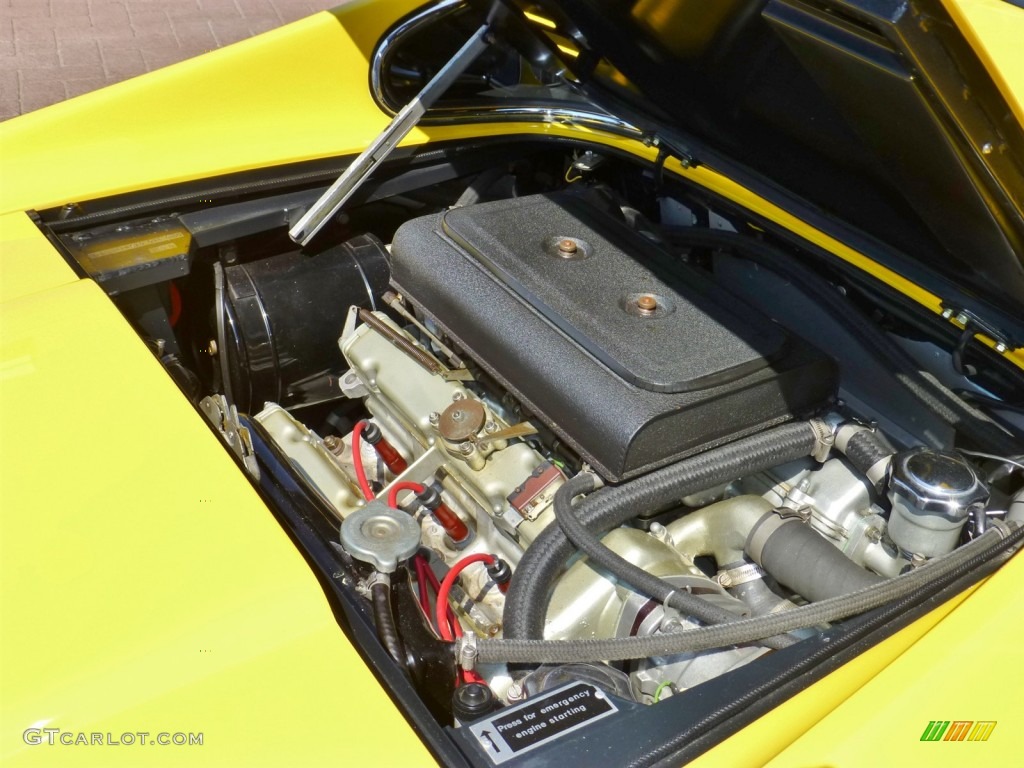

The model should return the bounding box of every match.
[390,193,837,481]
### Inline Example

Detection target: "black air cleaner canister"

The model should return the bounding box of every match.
[390,193,837,481]
[222,234,390,412]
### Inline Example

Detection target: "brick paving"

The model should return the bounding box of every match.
[0,0,334,121]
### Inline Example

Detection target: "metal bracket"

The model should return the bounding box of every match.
[199,394,260,479]
[643,133,697,169]
[941,305,1015,354]
[456,633,479,671]
[356,309,472,381]
[382,291,464,369]
[338,369,370,400]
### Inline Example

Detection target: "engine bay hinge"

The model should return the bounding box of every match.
[941,304,1017,355]
[643,133,697,170]
[199,394,260,479]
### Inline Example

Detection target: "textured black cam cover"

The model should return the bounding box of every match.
[390,193,837,481]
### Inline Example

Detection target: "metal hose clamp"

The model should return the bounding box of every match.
[457,633,479,671]
[717,562,766,588]
[808,418,834,463]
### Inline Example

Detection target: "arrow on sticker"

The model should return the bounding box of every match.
[481,730,500,752]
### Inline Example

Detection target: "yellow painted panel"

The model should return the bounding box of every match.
[689,586,977,768]
[942,0,1024,129]
[0,0,422,216]
[765,550,1023,767]
[0,212,78,304]
[0,278,432,766]
[0,0,613,216]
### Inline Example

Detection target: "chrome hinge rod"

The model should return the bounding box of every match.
[289,24,491,246]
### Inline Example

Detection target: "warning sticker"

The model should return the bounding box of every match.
[469,683,617,764]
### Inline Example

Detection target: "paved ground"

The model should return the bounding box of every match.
[1,0,333,121]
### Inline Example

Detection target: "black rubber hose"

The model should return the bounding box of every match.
[371,581,407,669]
[728,576,792,617]
[623,523,1022,768]
[553,474,796,650]
[476,522,1022,664]
[663,227,1019,456]
[751,518,884,602]
[844,430,892,478]
[504,422,820,640]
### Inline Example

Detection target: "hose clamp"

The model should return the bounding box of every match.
[990,519,1015,539]
[578,470,603,493]
[864,456,891,489]
[717,562,766,588]
[808,418,834,463]
[457,633,479,671]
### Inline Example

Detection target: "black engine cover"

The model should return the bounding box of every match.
[390,193,836,481]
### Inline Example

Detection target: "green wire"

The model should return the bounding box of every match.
[652,681,673,703]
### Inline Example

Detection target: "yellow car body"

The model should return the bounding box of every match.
[1,1,1022,766]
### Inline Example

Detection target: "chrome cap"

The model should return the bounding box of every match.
[889,448,988,521]
[340,501,421,573]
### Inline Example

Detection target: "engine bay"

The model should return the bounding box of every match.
[49,139,1024,765]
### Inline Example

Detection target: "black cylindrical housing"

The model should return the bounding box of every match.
[222,234,390,412]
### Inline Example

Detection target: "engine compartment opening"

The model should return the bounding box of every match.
[45,137,1024,766]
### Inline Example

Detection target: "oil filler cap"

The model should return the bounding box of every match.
[340,501,421,573]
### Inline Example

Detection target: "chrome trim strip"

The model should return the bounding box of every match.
[417,104,642,138]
